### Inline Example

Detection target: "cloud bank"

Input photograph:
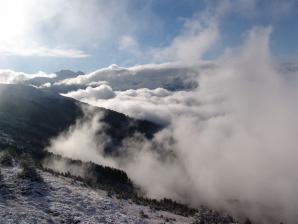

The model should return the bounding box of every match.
[57,62,206,92]
[47,26,298,224]
[64,85,116,101]
[0,69,56,84]
[64,87,205,125]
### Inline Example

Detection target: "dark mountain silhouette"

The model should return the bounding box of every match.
[0,84,161,154]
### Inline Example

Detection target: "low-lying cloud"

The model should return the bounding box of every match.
[0,69,56,84]
[46,26,298,224]
[58,62,205,91]
[65,86,209,125]
[64,84,116,100]
[46,109,116,168]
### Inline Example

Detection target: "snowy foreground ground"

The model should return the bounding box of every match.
[0,166,236,224]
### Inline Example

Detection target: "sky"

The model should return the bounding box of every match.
[0,0,297,73]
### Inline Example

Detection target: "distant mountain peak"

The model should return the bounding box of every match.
[108,64,122,70]
[55,70,85,79]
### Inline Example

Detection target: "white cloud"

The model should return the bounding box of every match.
[118,35,141,56]
[64,85,116,100]
[150,0,297,64]
[0,0,90,58]
[57,62,209,91]
[60,64,129,86]
[153,15,219,63]
[46,110,116,168]
[0,69,56,84]
[0,0,152,58]
[0,45,89,58]
[67,86,210,125]
[50,26,298,223]
[59,62,215,125]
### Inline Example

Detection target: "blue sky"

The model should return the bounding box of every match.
[0,0,297,73]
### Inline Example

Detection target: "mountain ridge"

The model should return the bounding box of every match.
[0,84,161,153]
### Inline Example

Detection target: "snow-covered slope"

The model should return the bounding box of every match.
[0,166,198,224]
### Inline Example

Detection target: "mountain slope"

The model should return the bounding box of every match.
[0,166,198,224]
[0,84,238,224]
[0,84,161,153]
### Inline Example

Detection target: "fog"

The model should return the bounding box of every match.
[46,109,116,168]
[46,27,298,223]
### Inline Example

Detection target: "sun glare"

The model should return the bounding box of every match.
[0,1,28,44]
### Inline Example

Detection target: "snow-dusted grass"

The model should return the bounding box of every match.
[0,166,195,224]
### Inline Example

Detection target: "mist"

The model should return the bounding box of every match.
[46,109,116,168]
[46,26,298,223]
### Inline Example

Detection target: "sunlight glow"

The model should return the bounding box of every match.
[0,1,28,44]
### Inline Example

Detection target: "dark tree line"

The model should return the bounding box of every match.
[0,147,201,217]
